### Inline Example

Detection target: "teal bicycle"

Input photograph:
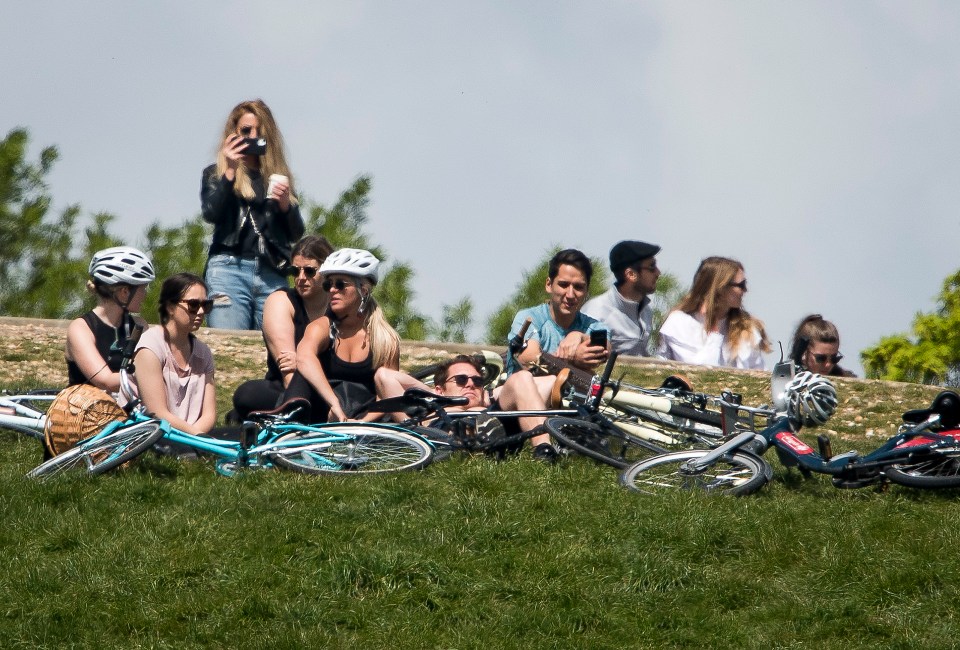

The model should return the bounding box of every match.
[26,330,434,480]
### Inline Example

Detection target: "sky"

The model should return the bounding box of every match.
[3,1,960,375]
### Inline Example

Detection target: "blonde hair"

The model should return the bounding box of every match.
[215,99,297,204]
[673,256,771,357]
[358,280,400,369]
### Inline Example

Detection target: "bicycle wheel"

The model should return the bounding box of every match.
[620,449,769,496]
[267,425,433,475]
[546,416,666,470]
[26,420,163,479]
[885,451,960,489]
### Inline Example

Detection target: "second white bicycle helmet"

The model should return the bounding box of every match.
[785,371,838,427]
[89,246,156,286]
[319,248,380,283]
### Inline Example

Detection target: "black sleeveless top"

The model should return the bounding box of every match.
[66,311,135,386]
[319,331,376,395]
[264,288,311,382]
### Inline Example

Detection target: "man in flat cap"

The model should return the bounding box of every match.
[582,240,661,357]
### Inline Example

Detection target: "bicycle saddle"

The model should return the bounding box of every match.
[660,374,693,393]
[902,391,960,429]
[365,388,469,414]
[249,397,313,424]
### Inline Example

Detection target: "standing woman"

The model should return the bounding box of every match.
[66,246,155,392]
[201,99,304,330]
[283,249,401,422]
[230,235,334,420]
[133,273,217,436]
[657,256,770,369]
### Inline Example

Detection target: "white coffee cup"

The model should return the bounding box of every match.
[267,174,288,199]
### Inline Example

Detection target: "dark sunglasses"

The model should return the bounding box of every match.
[728,280,748,291]
[321,279,353,292]
[446,374,484,388]
[239,126,254,136]
[290,265,319,279]
[811,352,843,365]
[179,298,214,314]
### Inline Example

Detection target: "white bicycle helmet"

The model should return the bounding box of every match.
[89,246,156,286]
[785,371,838,427]
[319,248,380,283]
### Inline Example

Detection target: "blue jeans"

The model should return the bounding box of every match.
[204,255,288,330]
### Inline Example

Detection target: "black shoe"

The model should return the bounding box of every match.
[532,442,559,464]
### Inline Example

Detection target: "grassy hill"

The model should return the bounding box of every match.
[2,318,958,648]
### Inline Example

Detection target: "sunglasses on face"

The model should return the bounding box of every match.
[811,352,843,365]
[290,265,319,279]
[179,299,214,314]
[321,279,354,292]
[446,374,484,388]
[728,280,748,291]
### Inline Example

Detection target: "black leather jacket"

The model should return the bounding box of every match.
[200,164,305,267]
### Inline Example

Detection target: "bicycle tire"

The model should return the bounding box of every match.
[26,420,163,479]
[0,420,46,440]
[546,416,666,470]
[408,425,455,461]
[884,451,960,489]
[267,425,433,475]
[620,449,769,496]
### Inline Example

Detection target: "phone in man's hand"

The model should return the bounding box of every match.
[589,329,608,348]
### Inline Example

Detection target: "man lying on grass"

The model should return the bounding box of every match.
[375,354,561,462]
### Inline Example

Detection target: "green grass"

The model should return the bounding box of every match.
[5,430,960,648]
[2,325,959,648]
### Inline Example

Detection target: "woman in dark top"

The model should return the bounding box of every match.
[201,98,304,331]
[283,248,401,422]
[230,236,333,420]
[789,314,856,378]
[65,247,155,392]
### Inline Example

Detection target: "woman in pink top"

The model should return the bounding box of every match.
[134,273,217,435]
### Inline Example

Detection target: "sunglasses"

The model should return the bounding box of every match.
[238,126,254,136]
[811,352,843,365]
[446,374,484,388]
[290,265,319,279]
[321,279,354,292]
[179,298,214,314]
[728,280,748,291]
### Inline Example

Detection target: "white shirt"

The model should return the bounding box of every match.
[656,311,765,370]
[582,288,653,356]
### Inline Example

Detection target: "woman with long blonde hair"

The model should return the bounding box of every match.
[657,256,769,369]
[201,98,304,330]
[283,249,401,422]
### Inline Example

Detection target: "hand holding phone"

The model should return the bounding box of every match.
[589,329,608,349]
[241,137,267,156]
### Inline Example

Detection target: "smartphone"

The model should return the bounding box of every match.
[589,329,608,348]
[241,137,267,156]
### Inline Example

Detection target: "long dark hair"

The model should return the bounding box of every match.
[158,273,208,324]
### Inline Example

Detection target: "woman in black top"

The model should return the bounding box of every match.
[230,236,333,420]
[65,247,155,392]
[283,249,401,422]
[201,99,304,331]
[788,314,856,378]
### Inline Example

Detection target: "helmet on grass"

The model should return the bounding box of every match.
[785,371,837,427]
[89,246,155,286]
[319,248,380,283]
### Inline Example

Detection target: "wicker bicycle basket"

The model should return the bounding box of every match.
[44,384,126,456]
